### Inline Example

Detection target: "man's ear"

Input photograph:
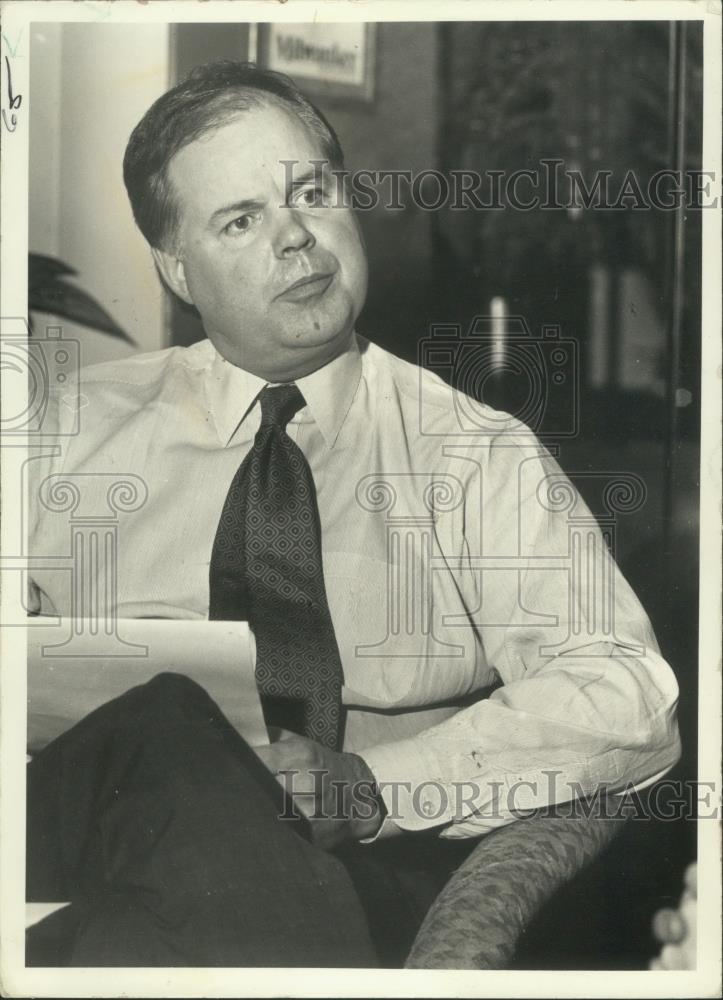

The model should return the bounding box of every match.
[151,246,192,305]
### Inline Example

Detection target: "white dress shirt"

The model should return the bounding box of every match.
[27,333,681,839]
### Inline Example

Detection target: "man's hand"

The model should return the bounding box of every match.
[253,734,386,849]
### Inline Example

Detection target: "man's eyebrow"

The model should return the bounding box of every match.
[207,167,328,226]
[208,199,263,226]
[288,166,327,189]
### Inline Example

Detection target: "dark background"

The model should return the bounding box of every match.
[172,20,703,969]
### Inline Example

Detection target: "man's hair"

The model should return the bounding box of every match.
[123,60,345,251]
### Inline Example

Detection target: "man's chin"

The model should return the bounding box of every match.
[288,325,353,360]
[279,301,356,349]
[284,322,349,348]
[261,325,351,380]
[208,316,355,380]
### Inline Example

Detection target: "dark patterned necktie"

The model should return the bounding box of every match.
[208,384,344,750]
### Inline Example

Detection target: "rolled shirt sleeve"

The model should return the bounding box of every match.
[360,643,681,839]
[358,420,682,840]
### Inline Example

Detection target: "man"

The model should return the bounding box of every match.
[26,61,681,967]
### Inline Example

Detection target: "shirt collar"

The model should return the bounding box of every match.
[204,334,362,449]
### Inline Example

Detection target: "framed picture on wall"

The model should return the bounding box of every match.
[257,22,376,103]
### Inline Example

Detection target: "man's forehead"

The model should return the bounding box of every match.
[168,104,326,195]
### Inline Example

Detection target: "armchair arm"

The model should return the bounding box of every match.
[405,802,626,969]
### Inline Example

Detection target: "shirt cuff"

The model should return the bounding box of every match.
[356,736,459,839]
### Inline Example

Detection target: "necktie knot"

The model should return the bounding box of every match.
[259,384,305,430]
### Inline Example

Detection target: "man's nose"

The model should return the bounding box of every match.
[274,207,316,258]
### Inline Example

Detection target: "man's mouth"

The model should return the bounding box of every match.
[277,272,334,303]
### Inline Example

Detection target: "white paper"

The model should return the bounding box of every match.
[27,618,268,752]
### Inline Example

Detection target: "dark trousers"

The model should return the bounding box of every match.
[26,673,472,968]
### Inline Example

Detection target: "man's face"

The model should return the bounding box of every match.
[157,103,368,381]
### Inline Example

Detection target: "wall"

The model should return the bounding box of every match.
[322,22,439,361]
[29,23,170,369]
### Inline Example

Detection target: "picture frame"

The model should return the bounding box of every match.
[256,21,376,104]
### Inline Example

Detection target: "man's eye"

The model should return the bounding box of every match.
[224,214,254,235]
[296,186,326,208]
